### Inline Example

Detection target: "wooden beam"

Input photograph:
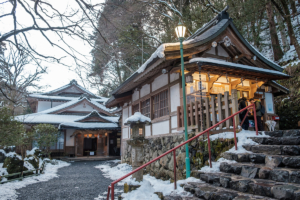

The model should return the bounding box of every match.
[233,54,245,63]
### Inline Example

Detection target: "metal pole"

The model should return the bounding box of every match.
[173,150,177,190]
[233,117,237,150]
[179,37,191,178]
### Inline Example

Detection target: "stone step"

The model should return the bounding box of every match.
[264,130,300,137]
[219,162,300,184]
[183,182,276,200]
[242,144,300,155]
[248,137,300,145]
[223,152,300,168]
[196,172,300,199]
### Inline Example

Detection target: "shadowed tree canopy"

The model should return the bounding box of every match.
[88,0,300,97]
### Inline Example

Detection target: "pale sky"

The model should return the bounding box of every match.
[0,0,105,94]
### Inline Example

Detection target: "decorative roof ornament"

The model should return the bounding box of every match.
[79,93,91,101]
[70,79,78,85]
[223,36,232,47]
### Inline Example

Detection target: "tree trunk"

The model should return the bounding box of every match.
[290,0,297,15]
[266,1,284,61]
[280,0,300,58]
[276,15,290,52]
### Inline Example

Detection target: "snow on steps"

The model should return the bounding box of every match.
[181,129,300,200]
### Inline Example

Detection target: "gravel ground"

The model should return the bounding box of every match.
[16,161,122,200]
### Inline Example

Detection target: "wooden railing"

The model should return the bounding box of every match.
[177,91,239,131]
[0,161,46,184]
[106,104,258,200]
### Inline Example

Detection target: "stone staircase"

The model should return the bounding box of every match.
[179,130,300,200]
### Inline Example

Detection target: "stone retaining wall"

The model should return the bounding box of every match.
[122,132,235,180]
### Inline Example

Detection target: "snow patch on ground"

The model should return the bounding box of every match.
[199,158,237,173]
[95,162,202,200]
[0,160,70,199]
[196,130,269,173]
[209,130,268,154]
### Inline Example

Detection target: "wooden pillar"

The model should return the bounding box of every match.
[211,94,217,127]
[107,133,110,156]
[224,91,230,128]
[231,89,239,127]
[205,97,211,130]
[75,135,78,157]
[195,101,199,131]
[217,93,223,129]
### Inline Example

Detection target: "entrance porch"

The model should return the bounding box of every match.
[67,130,121,157]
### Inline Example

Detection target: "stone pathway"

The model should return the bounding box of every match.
[16,161,121,200]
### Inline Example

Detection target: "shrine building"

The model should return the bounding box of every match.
[104,8,290,162]
[16,80,121,157]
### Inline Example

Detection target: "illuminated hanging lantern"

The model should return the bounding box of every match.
[185,75,193,83]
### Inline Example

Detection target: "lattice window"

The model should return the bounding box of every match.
[133,104,139,114]
[153,90,169,119]
[141,99,150,118]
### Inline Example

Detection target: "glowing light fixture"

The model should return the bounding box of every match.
[253,56,257,61]
[175,21,186,38]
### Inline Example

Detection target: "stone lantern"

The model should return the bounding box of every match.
[124,112,151,182]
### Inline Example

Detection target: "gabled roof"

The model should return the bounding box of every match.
[40,79,100,98]
[39,97,112,115]
[27,93,108,103]
[74,110,119,123]
[16,111,120,130]
[109,6,284,98]
[189,58,289,79]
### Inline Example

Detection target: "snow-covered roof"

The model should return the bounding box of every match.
[189,58,289,77]
[42,79,98,97]
[124,112,151,124]
[58,122,119,130]
[16,111,120,130]
[110,7,284,98]
[74,110,119,123]
[38,97,111,114]
[28,93,108,103]
[16,114,82,124]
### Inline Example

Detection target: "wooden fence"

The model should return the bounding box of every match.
[177,90,239,131]
[0,161,46,184]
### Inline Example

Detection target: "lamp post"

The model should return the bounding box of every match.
[175,21,190,178]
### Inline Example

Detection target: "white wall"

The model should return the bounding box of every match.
[152,74,168,91]
[67,102,94,112]
[37,101,51,112]
[145,125,151,137]
[132,90,139,102]
[122,107,129,125]
[170,73,179,82]
[171,116,177,129]
[52,102,65,107]
[140,84,150,97]
[122,127,129,139]
[129,105,132,116]
[152,120,169,135]
[170,83,180,112]
[66,129,75,146]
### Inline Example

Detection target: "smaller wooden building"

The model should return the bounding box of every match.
[16,80,121,157]
[105,8,290,162]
